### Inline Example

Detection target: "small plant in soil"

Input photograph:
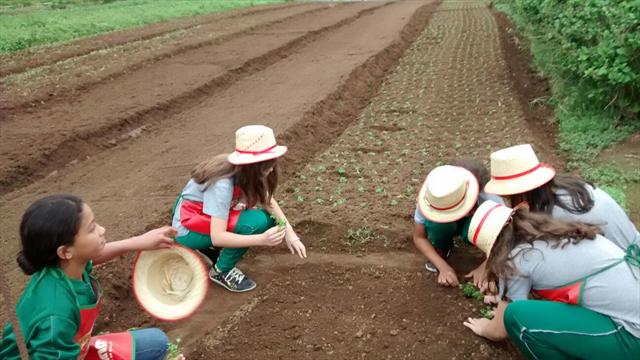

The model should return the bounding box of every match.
[460,282,483,301]
[480,305,495,320]
[166,338,182,360]
[346,226,386,246]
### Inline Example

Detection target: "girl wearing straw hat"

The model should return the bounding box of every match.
[0,194,184,360]
[172,125,306,293]
[414,160,503,288]
[463,200,639,359]
[485,144,639,250]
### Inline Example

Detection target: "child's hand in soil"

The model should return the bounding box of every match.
[437,265,459,287]
[136,226,177,250]
[484,294,499,305]
[464,261,496,294]
[262,226,286,246]
[285,233,307,259]
[463,317,491,338]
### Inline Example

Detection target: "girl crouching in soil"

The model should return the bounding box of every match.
[172,125,306,293]
[463,200,640,359]
[413,160,503,290]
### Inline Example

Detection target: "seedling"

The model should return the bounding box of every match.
[346,226,386,246]
[271,216,287,229]
[166,338,182,360]
[460,282,484,301]
[480,305,495,320]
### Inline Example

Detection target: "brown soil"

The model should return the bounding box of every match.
[189,263,518,359]
[0,0,574,358]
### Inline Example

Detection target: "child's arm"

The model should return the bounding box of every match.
[209,216,285,248]
[266,197,306,258]
[93,226,176,265]
[413,224,459,287]
[463,300,509,341]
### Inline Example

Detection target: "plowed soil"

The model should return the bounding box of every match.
[0,0,569,358]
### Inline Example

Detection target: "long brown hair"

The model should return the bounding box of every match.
[191,154,278,208]
[486,208,601,295]
[509,174,594,215]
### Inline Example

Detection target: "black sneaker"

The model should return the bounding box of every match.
[210,267,256,293]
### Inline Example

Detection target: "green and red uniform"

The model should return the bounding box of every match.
[501,237,640,359]
[0,262,134,359]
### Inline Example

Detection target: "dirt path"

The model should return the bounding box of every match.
[0,0,436,326]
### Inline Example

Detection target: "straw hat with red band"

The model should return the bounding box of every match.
[484,144,556,196]
[227,125,288,165]
[132,244,208,322]
[467,200,515,256]
[417,165,480,223]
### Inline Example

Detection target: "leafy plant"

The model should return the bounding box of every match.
[346,226,386,246]
[271,216,287,229]
[460,282,484,301]
[166,338,182,360]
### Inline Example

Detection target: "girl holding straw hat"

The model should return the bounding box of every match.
[0,194,184,360]
[463,200,640,359]
[485,144,638,250]
[172,125,306,293]
[414,160,503,288]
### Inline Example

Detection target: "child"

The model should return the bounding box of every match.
[485,144,639,250]
[172,125,306,293]
[463,200,640,359]
[0,194,184,360]
[413,160,502,289]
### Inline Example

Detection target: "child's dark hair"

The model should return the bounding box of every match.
[448,159,490,189]
[509,174,594,215]
[17,194,84,275]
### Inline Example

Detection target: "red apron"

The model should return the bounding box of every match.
[74,276,134,360]
[532,244,639,305]
[179,185,244,235]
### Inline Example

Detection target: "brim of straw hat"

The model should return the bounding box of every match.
[227,145,287,165]
[417,168,480,224]
[467,201,514,256]
[484,164,556,196]
[132,244,208,322]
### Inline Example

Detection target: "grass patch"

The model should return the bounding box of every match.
[0,0,288,53]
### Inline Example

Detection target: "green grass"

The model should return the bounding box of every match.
[0,0,289,53]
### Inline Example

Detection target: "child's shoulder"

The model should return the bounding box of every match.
[19,268,80,320]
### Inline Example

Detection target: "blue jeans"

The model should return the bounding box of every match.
[131,328,169,360]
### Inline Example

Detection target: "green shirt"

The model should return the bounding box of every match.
[0,262,97,360]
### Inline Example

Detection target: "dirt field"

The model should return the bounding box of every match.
[0,0,580,358]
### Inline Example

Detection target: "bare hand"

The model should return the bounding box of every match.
[463,317,491,338]
[262,226,286,246]
[285,235,307,258]
[484,294,499,305]
[437,266,459,287]
[465,263,496,294]
[136,226,176,250]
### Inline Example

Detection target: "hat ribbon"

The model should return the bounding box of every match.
[428,182,468,211]
[492,163,550,180]
[235,144,277,155]
[471,203,504,245]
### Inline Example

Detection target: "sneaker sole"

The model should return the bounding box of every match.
[210,276,257,293]
[424,263,439,273]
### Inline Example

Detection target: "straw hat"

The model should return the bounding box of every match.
[132,245,208,322]
[467,200,514,255]
[227,125,288,165]
[417,165,480,223]
[484,144,556,195]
